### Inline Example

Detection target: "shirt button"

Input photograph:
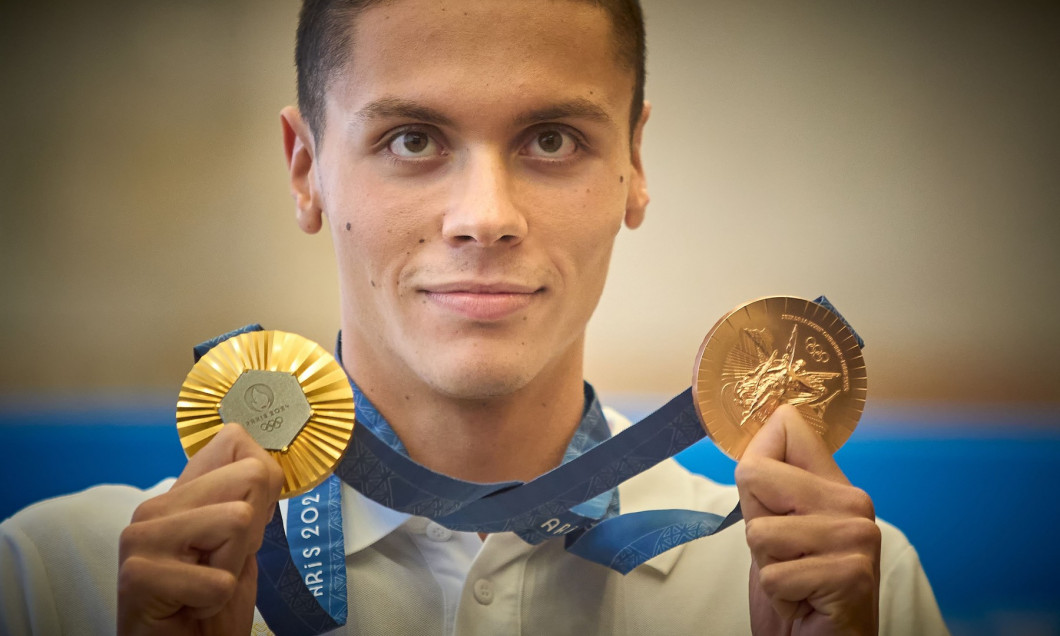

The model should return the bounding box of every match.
[425,522,452,542]
[405,518,428,534]
[473,578,494,605]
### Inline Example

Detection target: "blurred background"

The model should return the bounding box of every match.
[1,1,1058,634]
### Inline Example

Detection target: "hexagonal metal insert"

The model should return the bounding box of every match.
[219,370,311,451]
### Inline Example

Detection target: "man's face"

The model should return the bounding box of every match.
[290,0,648,401]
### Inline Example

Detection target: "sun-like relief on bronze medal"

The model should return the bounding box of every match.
[694,297,867,460]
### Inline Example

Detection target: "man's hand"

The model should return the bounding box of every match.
[736,405,881,635]
[117,424,284,636]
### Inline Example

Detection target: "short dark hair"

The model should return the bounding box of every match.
[295,0,646,146]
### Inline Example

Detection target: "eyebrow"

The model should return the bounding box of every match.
[354,97,455,127]
[513,98,615,128]
[353,96,614,129]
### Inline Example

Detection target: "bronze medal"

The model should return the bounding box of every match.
[693,297,867,460]
[176,330,355,498]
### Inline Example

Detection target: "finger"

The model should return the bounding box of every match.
[756,553,879,628]
[176,423,284,496]
[745,514,882,568]
[133,457,282,533]
[735,455,873,521]
[121,501,265,576]
[185,554,259,622]
[742,404,847,482]
[205,553,260,629]
[170,458,279,526]
[749,562,800,633]
[118,554,240,624]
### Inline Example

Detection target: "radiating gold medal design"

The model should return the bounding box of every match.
[176,330,355,498]
[693,297,867,460]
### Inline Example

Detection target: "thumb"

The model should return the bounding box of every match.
[741,404,846,483]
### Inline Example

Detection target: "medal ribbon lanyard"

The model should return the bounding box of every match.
[193,328,735,635]
[204,295,862,636]
[251,383,739,636]
[191,327,738,635]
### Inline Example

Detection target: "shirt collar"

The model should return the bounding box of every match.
[339,405,709,577]
[335,332,619,556]
[341,481,410,555]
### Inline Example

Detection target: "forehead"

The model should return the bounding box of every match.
[327,0,634,125]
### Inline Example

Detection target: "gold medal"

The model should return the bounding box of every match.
[693,297,867,460]
[176,330,355,498]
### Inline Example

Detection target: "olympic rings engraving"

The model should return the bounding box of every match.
[804,337,830,363]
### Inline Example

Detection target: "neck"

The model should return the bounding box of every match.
[343,338,587,484]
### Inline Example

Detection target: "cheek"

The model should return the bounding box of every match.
[548,183,625,283]
[571,181,626,250]
[328,184,435,279]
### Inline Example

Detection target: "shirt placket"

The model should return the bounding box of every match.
[454,533,536,635]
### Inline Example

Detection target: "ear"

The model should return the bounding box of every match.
[281,106,324,235]
[624,101,651,230]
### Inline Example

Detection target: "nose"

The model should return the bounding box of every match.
[442,150,527,247]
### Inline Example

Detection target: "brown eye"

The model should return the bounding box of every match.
[525,129,577,158]
[402,132,428,153]
[538,131,563,153]
[388,130,440,157]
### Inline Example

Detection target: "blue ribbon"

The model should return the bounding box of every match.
[250,374,734,634]
[255,477,347,634]
[192,296,864,635]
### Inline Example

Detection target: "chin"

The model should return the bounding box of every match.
[422,357,538,401]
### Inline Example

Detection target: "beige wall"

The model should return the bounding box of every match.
[2,1,1058,405]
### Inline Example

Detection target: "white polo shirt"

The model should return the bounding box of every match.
[0,409,949,635]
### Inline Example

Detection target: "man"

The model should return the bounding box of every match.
[0,1,948,634]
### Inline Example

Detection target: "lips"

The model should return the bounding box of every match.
[421,282,542,321]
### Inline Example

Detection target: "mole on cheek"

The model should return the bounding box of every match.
[619,176,624,183]
[346,222,352,231]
